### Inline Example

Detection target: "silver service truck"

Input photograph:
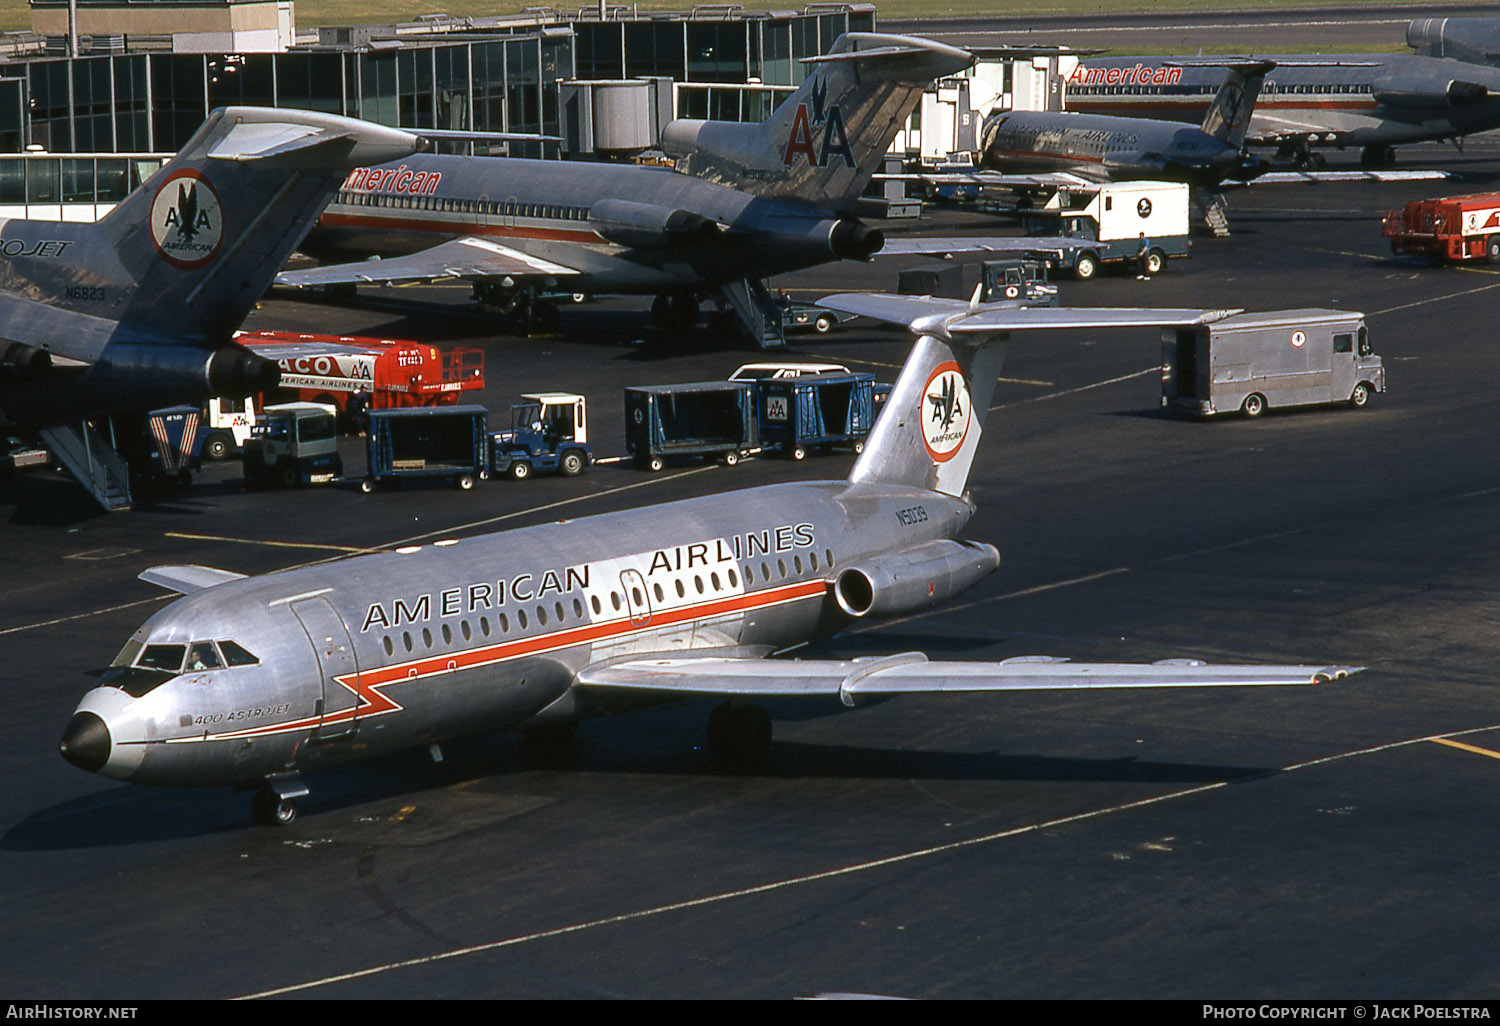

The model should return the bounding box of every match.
[1161,309,1384,418]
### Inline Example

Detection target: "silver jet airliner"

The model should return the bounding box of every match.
[60,295,1361,825]
[276,33,1079,340]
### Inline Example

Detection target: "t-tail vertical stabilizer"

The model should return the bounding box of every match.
[819,293,1242,498]
[661,33,973,211]
[1195,60,1276,148]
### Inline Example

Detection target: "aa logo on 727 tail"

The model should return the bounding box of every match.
[150,170,224,269]
[922,361,971,462]
[782,78,855,169]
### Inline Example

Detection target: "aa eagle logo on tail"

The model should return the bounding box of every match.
[922,362,971,463]
[149,171,224,268]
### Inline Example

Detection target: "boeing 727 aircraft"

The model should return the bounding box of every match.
[276,33,1073,344]
[60,295,1361,826]
[0,108,421,431]
[980,60,1277,188]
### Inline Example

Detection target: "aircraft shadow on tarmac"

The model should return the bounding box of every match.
[6,723,1275,851]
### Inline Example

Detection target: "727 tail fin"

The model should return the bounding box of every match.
[661,32,972,211]
[90,108,420,342]
[817,294,1238,498]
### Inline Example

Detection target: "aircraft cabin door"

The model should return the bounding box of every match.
[620,569,652,628]
[291,597,360,739]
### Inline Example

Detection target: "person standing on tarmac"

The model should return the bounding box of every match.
[1128,231,1152,279]
[1136,232,1152,280]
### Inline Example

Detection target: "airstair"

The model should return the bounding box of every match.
[39,421,133,511]
[717,278,787,349]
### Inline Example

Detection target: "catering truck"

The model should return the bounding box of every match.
[1160,309,1384,418]
[1018,181,1190,279]
[1381,191,1500,263]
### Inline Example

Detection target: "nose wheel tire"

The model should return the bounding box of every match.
[252,787,298,827]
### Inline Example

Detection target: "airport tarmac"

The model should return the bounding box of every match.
[2,136,1499,1000]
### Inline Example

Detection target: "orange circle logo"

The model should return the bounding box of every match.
[922,361,970,462]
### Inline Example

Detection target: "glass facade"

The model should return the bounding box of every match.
[0,7,874,154]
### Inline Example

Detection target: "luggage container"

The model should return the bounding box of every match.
[144,405,204,485]
[755,372,877,460]
[625,381,757,471]
[1161,309,1384,418]
[362,405,489,492]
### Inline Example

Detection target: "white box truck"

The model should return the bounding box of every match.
[1019,180,1191,279]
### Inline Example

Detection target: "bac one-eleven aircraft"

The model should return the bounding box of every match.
[60,296,1362,825]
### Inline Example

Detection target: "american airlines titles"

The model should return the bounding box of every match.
[361,564,591,633]
[359,522,817,633]
[646,523,815,575]
[1069,64,1185,87]
[343,165,443,196]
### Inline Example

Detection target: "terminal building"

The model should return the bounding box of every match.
[0,2,1072,218]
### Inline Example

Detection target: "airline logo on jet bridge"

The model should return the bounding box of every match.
[150,170,223,269]
[923,361,970,462]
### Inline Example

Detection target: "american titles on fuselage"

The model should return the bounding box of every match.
[359,522,818,633]
[1069,64,1186,87]
[341,164,444,196]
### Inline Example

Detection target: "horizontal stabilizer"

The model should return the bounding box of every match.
[816,293,1240,339]
[578,654,1361,706]
[139,565,248,595]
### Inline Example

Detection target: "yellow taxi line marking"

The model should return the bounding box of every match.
[4,469,716,639]
[165,531,364,553]
[0,596,167,638]
[1429,737,1500,761]
[990,367,1156,411]
[236,720,1500,999]
[1373,279,1500,316]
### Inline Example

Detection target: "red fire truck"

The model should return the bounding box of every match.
[1381,192,1500,263]
[236,330,485,416]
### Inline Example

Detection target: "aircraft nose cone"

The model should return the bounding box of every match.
[59,712,111,773]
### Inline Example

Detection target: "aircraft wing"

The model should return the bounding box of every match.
[275,236,581,288]
[815,292,1240,336]
[576,653,1359,704]
[879,235,1091,258]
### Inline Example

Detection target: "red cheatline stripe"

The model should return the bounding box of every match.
[173,579,828,744]
[320,212,600,245]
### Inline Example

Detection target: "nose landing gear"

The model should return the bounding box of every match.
[251,772,309,827]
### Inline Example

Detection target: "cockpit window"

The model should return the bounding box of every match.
[185,641,223,672]
[135,644,185,673]
[219,640,259,666]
